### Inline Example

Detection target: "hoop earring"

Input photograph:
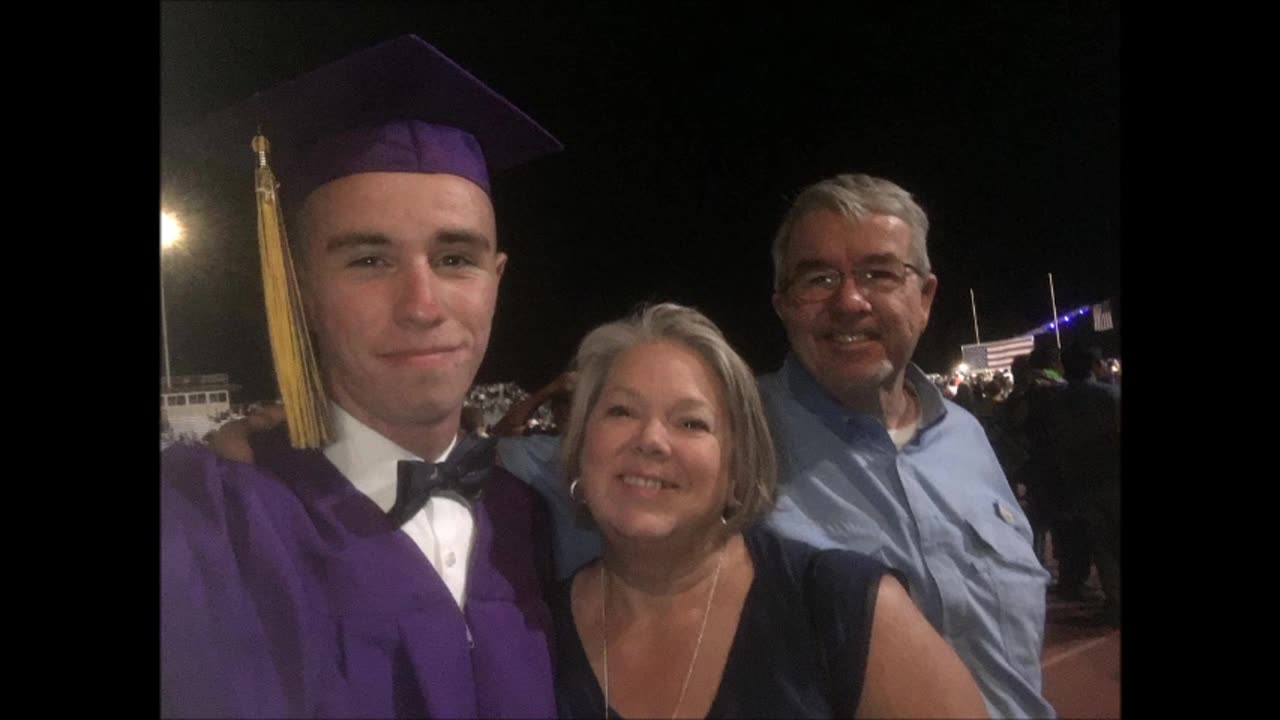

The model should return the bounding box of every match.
[569,478,584,503]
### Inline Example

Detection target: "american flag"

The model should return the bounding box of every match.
[961,335,1036,371]
[1092,300,1114,331]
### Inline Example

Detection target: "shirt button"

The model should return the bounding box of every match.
[445,551,457,567]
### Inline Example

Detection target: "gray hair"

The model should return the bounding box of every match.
[771,173,931,291]
[559,302,776,533]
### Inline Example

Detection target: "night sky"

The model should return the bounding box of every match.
[160,2,1120,404]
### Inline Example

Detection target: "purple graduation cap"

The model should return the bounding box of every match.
[201,34,563,210]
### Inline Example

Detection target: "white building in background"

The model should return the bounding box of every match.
[161,373,238,439]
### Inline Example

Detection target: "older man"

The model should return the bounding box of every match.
[760,173,1054,718]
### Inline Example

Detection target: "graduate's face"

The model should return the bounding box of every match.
[298,172,505,434]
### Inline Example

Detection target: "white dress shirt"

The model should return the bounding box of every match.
[323,405,475,610]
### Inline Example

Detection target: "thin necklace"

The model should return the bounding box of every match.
[600,547,725,719]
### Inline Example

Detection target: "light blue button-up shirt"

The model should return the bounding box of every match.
[759,354,1053,719]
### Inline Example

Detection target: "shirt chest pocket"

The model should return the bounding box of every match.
[964,506,1050,672]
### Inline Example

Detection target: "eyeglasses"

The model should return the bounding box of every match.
[784,259,924,303]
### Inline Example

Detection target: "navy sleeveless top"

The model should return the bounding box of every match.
[553,524,896,718]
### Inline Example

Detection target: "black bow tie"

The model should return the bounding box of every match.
[386,434,498,527]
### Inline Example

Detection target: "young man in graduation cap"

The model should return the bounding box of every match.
[161,36,562,718]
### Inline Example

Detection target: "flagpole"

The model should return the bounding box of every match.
[1048,272,1061,349]
[969,288,981,344]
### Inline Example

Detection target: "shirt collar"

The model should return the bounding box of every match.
[322,404,457,512]
[906,363,947,430]
[781,352,948,432]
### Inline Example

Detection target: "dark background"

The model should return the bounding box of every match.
[160,2,1120,403]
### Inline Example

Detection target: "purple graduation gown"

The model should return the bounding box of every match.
[160,428,557,718]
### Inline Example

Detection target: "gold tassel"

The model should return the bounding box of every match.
[252,133,333,448]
